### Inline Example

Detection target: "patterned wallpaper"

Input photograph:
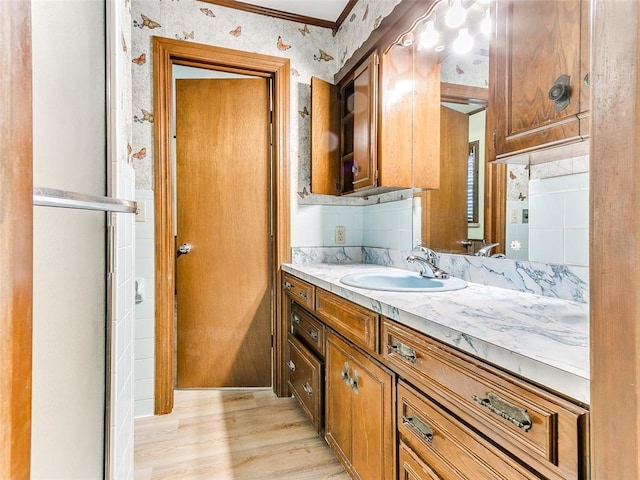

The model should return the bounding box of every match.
[131,0,401,192]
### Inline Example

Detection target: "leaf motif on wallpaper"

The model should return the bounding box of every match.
[314,49,334,62]
[200,7,216,17]
[298,106,309,118]
[362,4,369,21]
[121,32,127,52]
[518,192,527,201]
[132,53,146,65]
[374,15,382,29]
[456,65,465,75]
[176,31,195,41]
[509,170,517,180]
[298,24,310,36]
[134,109,154,124]
[134,14,161,30]
[132,147,147,160]
[277,36,291,51]
[291,68,301,77]
[230,26,242,37]
[349,13,356,22]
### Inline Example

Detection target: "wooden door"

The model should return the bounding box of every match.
[175,78,271,388]
[421,106,469,253]
[492,0,588,158]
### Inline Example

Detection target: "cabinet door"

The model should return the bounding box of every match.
[491,0,589,159]
[325,331,395,480]
[311,76,341,195]
[349,342,396,480]
[345,51,378,193]
[325,332,353,465]
[379,40,440,190]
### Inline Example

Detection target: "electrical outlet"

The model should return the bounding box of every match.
[335,226,346,245]
[510,208,518,224]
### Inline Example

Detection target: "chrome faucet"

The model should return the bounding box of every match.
[407,246,449,279]
[475,242,500,257]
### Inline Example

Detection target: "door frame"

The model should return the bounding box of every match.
[152,37,291,414]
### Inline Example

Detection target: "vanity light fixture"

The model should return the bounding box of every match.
[481,8,491,36]
[445,0,467,29]
[453,28,474,54]
[419,21,439,49]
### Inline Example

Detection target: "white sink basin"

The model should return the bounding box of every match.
[340,269,467,292]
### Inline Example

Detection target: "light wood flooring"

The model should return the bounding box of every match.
[134,389,349,480]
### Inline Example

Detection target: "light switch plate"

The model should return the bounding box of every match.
[136,200,146,222]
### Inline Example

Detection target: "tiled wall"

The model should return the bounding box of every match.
[529,172,589,266]
[134,190,155,417]
[363,198,413,250]
[111,0,136,477]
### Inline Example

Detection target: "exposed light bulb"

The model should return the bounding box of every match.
[445,0,467,29]
[481,9,491,36]
[419,21,439,49]
[453,28,474,54]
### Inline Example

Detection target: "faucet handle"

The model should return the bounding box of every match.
[414,245,438,264]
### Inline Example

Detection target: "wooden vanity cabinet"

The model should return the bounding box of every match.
[383,319,590,480]
[489,0,591,161]
[325,330,396,480]
[398,381,539,480]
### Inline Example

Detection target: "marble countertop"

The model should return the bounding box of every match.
[282,263,590,405]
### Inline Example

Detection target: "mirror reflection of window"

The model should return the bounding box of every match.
[467,140,480,224]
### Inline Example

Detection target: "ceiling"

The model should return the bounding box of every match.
[201,0,356,29]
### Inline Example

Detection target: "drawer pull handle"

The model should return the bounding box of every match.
[472,392,532,432]
[290,313,300,325]
[402,415,434,443]
[286,360,296,372]
[298,291,308,299]
[388,342,417,363]
[302,382,313,396]
[282,281,293,290]
[308,329,318,341]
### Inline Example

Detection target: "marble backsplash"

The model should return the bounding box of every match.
[291,246,589,303]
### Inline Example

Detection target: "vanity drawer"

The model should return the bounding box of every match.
[287,334,323,434]
[282,272,315,310]
[383,319,589,480]
[398,381,538,480]
[290,303,325,357]
[315,289,379,354]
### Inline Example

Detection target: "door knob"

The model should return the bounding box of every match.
[177,243,192,256]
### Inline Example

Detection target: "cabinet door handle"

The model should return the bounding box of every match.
[286,360,296,372]
[307,329,318,341]
[340,362,350,383]
[548,74,571,111]
[387,342,417,363]
[472,392,532,431]
[282,281,292,290]
[302,382,313,396]
[290,313,300,325]
[297,291,308,299]
[402,415,434,443]
[350,370,359,394]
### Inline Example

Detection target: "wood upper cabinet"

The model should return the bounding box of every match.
[325,330,395,480]
[379,41,440,189]
[489,0,591,161]
[311,51,378,195]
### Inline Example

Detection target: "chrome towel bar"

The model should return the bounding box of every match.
[33,187,137,214]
